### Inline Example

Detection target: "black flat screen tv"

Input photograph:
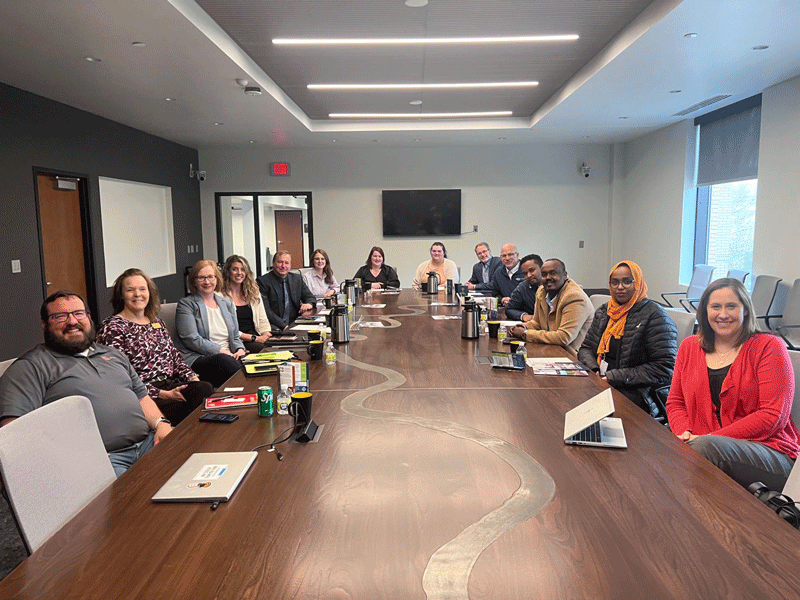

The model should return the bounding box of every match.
[382,189,461,237]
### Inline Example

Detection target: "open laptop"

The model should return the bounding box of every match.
[563,389,628,448]
[152,452,257,503]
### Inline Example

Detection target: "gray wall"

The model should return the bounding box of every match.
[0,82,203,359]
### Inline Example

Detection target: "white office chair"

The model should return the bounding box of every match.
[589,294,610,312]
[661,264,715,312]
[0,396,116,553]
[159,302,179,341]
[763,280,791,332]
[666,310,697,346]
[726,269,749,284]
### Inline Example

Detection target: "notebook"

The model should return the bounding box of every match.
[151,452,257,503]
[563,389,628,449]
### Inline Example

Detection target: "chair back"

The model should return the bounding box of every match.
[786,350,800,426]
[750,275,781,330]
[0,396,116,553]
[686,264,716,298]
[726,269,749,284]
[0,358,15,378]
[777,280,800,347]
[589,294,611,312]
[159,303,178,340]
[667,310,697,346]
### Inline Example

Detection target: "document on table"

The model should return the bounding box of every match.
[360,304,386,308]
[431,315,461,320]
[291,324,332,332]
[359,321,387,327]
[527,357,589,376]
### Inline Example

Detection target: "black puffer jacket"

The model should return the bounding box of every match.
[578,299,678,420]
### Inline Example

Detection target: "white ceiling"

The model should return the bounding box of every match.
[0,0,797,149]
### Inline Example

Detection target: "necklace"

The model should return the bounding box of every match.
[712,344,737,367]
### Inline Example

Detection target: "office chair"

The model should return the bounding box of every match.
[763,280,791,332]
[749,275,782,331]
[666,310,697,346]
[0,396,116,553]
[775,279,800,349]
[589,294,611,312]
[661,264,715,312]
[159,302,179,341]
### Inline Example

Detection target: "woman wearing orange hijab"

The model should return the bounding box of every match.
[578,261,678,421]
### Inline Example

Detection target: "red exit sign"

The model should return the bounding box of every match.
[269,162,290,176]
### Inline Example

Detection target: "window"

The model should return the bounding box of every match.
[694,179,757,274]
[689,94,761,281]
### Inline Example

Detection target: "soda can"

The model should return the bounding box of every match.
[258,386,274,417]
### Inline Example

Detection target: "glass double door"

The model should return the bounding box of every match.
[216,193,312,276]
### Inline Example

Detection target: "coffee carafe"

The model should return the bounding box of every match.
[461,300,480,339]
[425,272,439,295]
[341,279,358,305]
[330,304,350,343]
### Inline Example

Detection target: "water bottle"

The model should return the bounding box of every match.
[325,340,337,365]
[498,324,507,342]
[276,384,291,415]
[516,342,527,357]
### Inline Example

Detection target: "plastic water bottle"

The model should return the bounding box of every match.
[276,384,291,415]
[516,342,527,357]
[498,324,507,342]
[325,341,337,365]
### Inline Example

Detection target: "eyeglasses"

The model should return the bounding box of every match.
[196,275,216,282]
[48,310,89,323]
[609,278,635,288]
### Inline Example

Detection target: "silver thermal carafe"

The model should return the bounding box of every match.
[341,279,358,305]
[461,300,480,339]
[330,304,350,343]
[425,272,439,294]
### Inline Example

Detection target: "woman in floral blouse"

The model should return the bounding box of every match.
[97,268,213,425]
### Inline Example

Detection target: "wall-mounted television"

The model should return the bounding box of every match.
[382,189,461,237]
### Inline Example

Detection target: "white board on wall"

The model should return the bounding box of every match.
[98,177,176,287]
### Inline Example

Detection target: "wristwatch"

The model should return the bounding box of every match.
[153,416,171,430]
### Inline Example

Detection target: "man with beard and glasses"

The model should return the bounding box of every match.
[0,291,172,476]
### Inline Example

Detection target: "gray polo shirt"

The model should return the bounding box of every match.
[0,343,150,452]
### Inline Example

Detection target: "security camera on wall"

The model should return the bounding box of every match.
[581,163,590,178]
[197,171,206,182]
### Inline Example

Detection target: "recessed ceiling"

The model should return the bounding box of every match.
[0,0,798,148]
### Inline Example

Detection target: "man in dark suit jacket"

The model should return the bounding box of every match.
[466,242,502,292]
[257,251,316,330]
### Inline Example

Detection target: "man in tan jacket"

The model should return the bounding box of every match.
[508,258,593,351]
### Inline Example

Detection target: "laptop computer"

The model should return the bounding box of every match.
[563,389,628,448]
[151,452,257,503]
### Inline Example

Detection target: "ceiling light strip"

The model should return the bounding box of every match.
[309,81,538,90]
[329,111,513,119]
[275,35,578,45]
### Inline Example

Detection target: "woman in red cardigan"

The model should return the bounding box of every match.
[666,278,799,490]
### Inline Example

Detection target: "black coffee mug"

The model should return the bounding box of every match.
[307,340,324,360]
[488,321,501,339]
[308,329,322,342]
[509,340,522,353]
[324,297,335,309]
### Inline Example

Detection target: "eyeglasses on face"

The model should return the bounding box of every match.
[196,275,216,282]
[609,278,635,287]
[48,310,89,323]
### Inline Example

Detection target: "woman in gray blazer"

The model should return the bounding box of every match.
[175,260,246,388]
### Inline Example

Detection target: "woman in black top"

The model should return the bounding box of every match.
[221,255,272,352]
[578,260,677,421]
[353,246,401,291]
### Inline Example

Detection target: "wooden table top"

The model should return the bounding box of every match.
[2,290,799,599]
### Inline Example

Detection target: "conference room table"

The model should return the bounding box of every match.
[2,289,800,599]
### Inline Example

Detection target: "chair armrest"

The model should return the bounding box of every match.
[761,313,783,330]
[661,291,686,308]
[777,326,800,350]
[679,297,701,313]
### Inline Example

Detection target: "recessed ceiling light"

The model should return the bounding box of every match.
[309,81,539,90]
[669,89,682,93]
[498,137,506,140]
[164,97,175,102]
[330,111,513,118]
[84,56,101,62]
[275,34,579,46]
[582,135,590,139]
[332,139,336,143]
[752,45,769,50]
[405,0,428,7]
[372,139,380,142]
[249,140,256,144]
[214,122,223,126]
[413,138,421,142]
[409,100,422,105]
[618,116,629,119]
[131,42,146,47]
[684,32,698,38]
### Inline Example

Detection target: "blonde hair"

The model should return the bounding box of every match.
[221,255,261,304]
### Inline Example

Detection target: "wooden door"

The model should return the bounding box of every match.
[274,210,304,267]
[36,174,88,301]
